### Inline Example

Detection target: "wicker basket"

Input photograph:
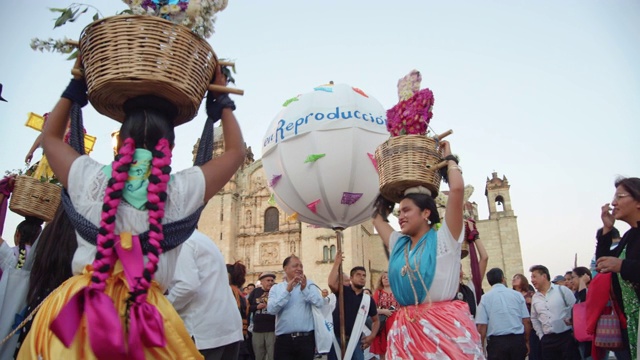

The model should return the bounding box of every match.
[9,176,61,222]
[79,15,217,126]
[375,135,443,203]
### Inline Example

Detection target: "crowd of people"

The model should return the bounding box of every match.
[0,58,638,360]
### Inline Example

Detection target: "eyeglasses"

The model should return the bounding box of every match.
[612,193,631,202]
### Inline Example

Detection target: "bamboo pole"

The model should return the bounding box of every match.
[335,228,347,359]
[437,129,453,140]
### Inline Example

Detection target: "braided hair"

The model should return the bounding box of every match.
[15,216,44,269]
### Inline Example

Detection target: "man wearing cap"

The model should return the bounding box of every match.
[249,271,277,360]
[551,275,566,286]
[268,255,324,360]
[529,264,578,360]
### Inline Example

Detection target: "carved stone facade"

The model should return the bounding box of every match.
[195,129,523,291]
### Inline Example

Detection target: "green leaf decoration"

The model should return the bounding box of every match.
[304,154,326,163]
[66,50,79,60]
[93,12,99,21]
[282,96,299,107]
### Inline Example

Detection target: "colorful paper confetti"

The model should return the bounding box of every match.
[352,87,369,98]
[367,153,378,171]
[268,193,276,206]
[304,154,326,163]
[286,212,298,221]
[307,199,321,214]
[313,86,333,93]
[341,192,363,205]
[282,96,299,107]
[269,174,282,187]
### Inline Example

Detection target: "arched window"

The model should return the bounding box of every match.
[323,246,329,262]
[264,207,280,232]
[245,210,252,226]
[330,245,337,261]
[495,195,505,212]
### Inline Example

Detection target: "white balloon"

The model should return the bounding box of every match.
[262,83,389,229]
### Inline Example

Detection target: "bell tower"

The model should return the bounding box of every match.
[485,171,514,219]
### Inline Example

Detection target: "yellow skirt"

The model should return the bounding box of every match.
[17,264,203,360]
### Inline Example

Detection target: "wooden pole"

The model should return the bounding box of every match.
[335,228,347,359]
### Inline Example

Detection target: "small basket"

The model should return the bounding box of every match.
[375,135,443,203]
[9,176,61,222]
[79,15,217,126]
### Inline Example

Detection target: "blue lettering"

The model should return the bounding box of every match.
[362,113,369,121]
[294,117,305,134]
[306,113,313,123]
[276,119,285,143]
[315,113,325,121]
[286,122,294,131]
[327,107,339,119]
[375,116,384,125]
[354,111,361,119]
[341,111,352,119]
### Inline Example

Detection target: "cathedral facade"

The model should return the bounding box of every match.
[196,131,524,291]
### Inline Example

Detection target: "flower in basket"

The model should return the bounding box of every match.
[31,0,229,56]
[123,0,228,38]
[386,70,435,137]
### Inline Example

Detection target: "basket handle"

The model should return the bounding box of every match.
[426,160,448,171]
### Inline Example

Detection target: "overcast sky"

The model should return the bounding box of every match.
[1,1,638,278]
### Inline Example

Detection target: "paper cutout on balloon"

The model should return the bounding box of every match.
[268,193,276,206]
[304,154,326,163]
[286,212,298,221]
[352,87,369,98]
[313,86,333,93]
[367,153,378,171]
[307,199,321,214]
[269,174,282,187]
[282,96,299,107]
[341,192,363,205]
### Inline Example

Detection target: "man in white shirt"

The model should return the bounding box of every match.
[167,230,244,360]
[529,264,578,360]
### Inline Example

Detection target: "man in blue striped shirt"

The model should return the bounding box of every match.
[267,255,324,360]
[476,268,531,359]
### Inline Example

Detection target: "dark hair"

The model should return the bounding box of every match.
[565,271,573,276]
[120,95,176,150]
[247,283,255,288]
[16,216,44,246]
[615,177,640,202]
[529,265,550,281]
[227,261,247,288]
[572,266,592,282]
[283,255,299,268]
[399,193,440,225]
[350,266,366,277]
[486,268,504,286]
[512,273,531,292]
[27,206,77,307]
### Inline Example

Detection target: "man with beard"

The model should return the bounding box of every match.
[267,255,324,360]
[327,252,379,360]
[249,272,277,360]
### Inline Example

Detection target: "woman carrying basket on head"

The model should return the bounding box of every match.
[17,61,246,359]
[371,140,484,359]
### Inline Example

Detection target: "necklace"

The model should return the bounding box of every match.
[401,237,432,305]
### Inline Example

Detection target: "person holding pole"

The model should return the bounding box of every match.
[371,140,484,359]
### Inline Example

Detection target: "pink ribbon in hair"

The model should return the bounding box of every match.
[115,234,166,360]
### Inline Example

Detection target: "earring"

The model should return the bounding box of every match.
[427,219,432,225]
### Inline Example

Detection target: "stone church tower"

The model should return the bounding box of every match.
[462,172,525,291]
[195,129,523,290]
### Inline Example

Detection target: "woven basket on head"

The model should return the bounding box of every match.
[375,135,443,203]
[9,176,61,222]
[79,15,217,126]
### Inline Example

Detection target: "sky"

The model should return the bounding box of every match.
[0,1,638,278]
